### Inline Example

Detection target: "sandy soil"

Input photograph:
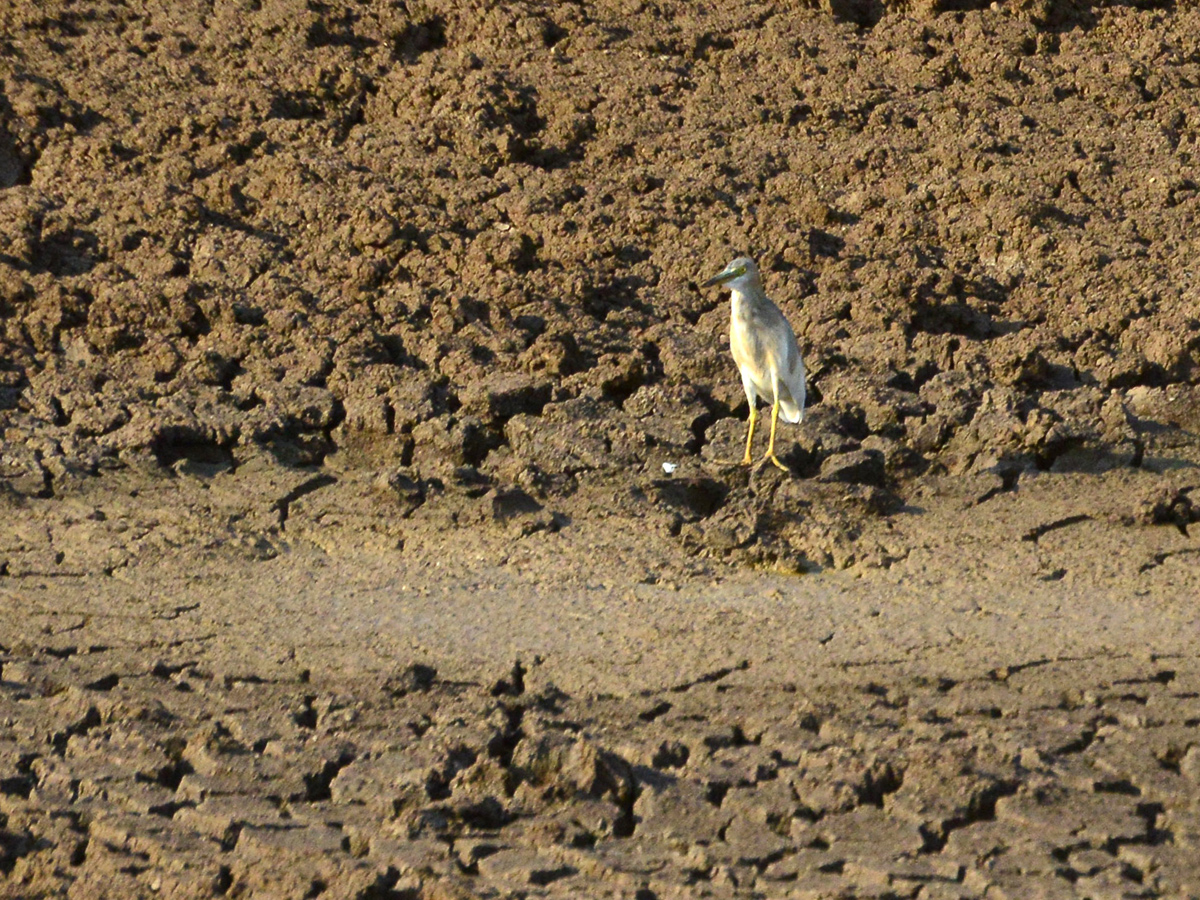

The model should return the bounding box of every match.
[3,0,1200,896]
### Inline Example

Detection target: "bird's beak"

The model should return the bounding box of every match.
[701,265,745,287]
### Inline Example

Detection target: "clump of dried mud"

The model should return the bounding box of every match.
[3,0,1199,571]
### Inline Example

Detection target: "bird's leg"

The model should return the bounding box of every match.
[742,404,757,465]
[764,397,789,472]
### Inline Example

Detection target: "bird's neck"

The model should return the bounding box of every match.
[730,286,762,316]
[730,289,748,316]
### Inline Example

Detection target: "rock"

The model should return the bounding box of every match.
[459,372,552,423]
[701,416,749,464]
[237,823,346,856]
[373,468,428,516]
[634,780,732,846]
[722,813,791,865]
[254,384,340,430]
[860,433,926,477]
[648,321,729,406]
[487,486,543,522]
[624,382,711,452]
[651,476,729,520]
[651,740,691,769]
[940,387,1035,474]
[792,404,863,467]
[366,837,456,878]
[475,849,576,886]
[680,506,758,552]
[818,448,886,486]
[511,728,635,805]
[383,663,437,697]
[411,415,496,471]
[506,397,645,475]
[1180,746,1200,783]
[819,371,925,437]
[45,687,102,748]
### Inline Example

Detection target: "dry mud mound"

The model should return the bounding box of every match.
[3,1,1200,896]
[3,651,1200,898]
[2,0,1200,569]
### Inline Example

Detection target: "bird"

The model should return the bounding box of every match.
[702,256,806,472]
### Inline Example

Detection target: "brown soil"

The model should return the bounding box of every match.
[2,0,1200,896]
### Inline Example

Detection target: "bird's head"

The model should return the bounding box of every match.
[701,256,761,293]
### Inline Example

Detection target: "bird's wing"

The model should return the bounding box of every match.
[777,317,806,423]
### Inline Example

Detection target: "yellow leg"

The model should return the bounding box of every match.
[764,398,789,472]
[742,404,757,465]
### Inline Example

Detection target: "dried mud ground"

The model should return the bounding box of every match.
[4,0,1200,897]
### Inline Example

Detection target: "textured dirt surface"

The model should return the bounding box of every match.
[4,641,1200,900]
[3,0,1200,896]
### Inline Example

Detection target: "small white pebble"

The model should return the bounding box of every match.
[662,462,678,474]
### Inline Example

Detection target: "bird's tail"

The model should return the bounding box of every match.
[773,373,805,423]
[778,397,803,424]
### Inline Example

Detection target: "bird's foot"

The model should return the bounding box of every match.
[762,452,790,473]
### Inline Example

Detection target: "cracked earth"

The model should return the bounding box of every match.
[4,606,1200,899]
[4,0,1200,896]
